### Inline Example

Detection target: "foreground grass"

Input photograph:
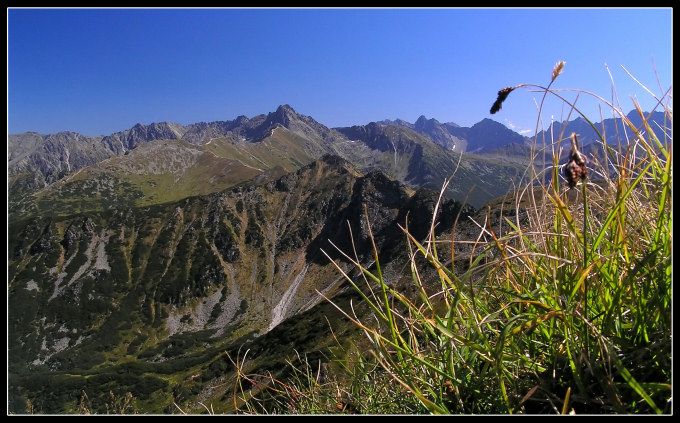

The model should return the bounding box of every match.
[231,62,672,415]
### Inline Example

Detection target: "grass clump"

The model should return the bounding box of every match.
[227,347,426,415]
[233,63,671,414]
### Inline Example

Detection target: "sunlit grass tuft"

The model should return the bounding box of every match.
[236,63,671,414]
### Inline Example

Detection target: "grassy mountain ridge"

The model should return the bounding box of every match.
[9,139,265,222]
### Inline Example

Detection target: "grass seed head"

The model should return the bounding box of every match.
[490,86,516,114]
[564,132,587,189]
[552,61,566,82]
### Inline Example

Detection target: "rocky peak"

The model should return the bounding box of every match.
[336,121,383,140]
[44,131,87,142]
[466,118,526,153]
[252,104,343,145]
[102,121,185,152]
[8,131,114,191]
[412,116,457,150]
[336,121,432,154]
[234,115,251,126]
[377,118,414,129]
[129,121,184,141]
[335,122,389,151]
[266,104,299,127]
[414,115,436,129]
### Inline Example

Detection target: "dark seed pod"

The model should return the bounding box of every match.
[564,133,587,189]
[490,86,515,114]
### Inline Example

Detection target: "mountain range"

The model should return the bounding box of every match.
[10,106,664,207]
[7,105,665,414]
[9,104,538,219]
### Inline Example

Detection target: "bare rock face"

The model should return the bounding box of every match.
[8,131,114,190]
[102,121,186,153]
[414,115,459,150]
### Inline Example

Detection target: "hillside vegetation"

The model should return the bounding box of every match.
[228,63,673,415]
[8,63,671,415]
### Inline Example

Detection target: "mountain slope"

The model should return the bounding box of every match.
[8,104,660,414]
[336,121,530,208]
[8,155,472,414]
[412,115,463,150]
[9,139,269,221]
[8,131,114,197]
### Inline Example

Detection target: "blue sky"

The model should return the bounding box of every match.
[8,7,673,137]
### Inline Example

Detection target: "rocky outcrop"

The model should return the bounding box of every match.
[414,115,460,150]
[102,121,186,153]
[8,131,113,191]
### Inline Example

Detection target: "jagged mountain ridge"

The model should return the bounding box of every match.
[334,121,530,208]
[536,110,669,148]
[8,131,114,195]
[381,115,466,151]
[9,139,280,221]
[414,115,463,151]
[9,104,532,216]
[14,104,659,215]
[9,105,663,192]
[8,105,315,188]
[10,105,663,225]
[8,154,472,413]
[379,114,530,153]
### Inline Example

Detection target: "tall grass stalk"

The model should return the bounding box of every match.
[236,64,671,414]
[319,64,672,414]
